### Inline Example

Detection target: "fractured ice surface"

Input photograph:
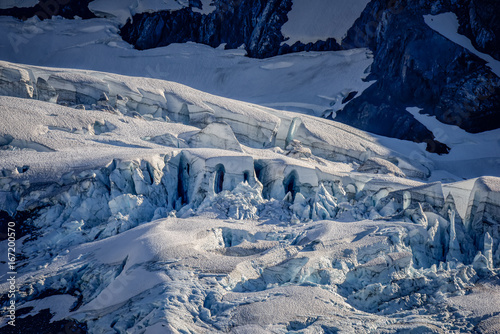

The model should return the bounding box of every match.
[466,177,500,265]
[390,182,445,212]
[188,122,243,152]
[358,157,406,178]
[0,60,500,333]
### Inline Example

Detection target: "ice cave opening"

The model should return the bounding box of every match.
[283,170,300,201]
[214,164,225,194]
[242,170,248,182]
[178,154,190,204]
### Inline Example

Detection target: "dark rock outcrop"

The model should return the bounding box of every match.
[0,0,96,20]
[338,0,499,152]
[455,0,500,61]
[120,0,341,58]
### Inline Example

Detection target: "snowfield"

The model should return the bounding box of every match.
[0,4,499,332]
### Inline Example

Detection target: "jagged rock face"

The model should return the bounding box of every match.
[120,0,341,58]
[455,0,500,61]
[339,0,500,144]
[120,0,291,58]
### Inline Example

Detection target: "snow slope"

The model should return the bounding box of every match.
[406,107,500,180]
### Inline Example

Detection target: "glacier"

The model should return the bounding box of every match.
[0,0,499,331]
[0,57,499,333]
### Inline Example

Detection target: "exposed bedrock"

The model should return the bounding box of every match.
[119,0,342,59]
[0,0,97,20]
[339,0,499,153]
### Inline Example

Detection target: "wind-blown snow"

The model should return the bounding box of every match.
[281,0,370,44]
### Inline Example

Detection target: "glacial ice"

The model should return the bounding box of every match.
[358,157,406,178]
[188,122,243,152]
[466,177,500,251]
[0,60,499,333]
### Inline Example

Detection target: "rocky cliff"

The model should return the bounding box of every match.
[119,0,342,58]
[339,0,499,153]
[0,0,96,20]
